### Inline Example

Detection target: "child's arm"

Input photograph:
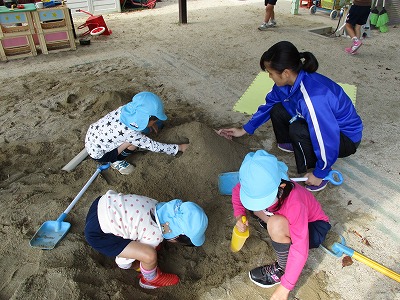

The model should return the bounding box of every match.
[279,202,309,291]
[270,284,290,300]
[127,132,180,156]
[231,183,247,219]
[232,186,248,233]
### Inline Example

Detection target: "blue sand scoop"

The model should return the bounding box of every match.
[29,163,110,250]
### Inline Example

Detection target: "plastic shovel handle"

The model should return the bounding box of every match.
[353,252,400,283]
[291,170,343,185]
[333,243,400,282]
[63,163,110,215]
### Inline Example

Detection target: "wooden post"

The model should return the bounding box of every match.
[291,0,299,14]
[179,0,187,24]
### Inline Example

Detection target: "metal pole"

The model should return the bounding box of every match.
[179,0,187,24]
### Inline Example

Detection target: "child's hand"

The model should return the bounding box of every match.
[178,144,189,152]
[270,284,290,300]
[235,215,248,232]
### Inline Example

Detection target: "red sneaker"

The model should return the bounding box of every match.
[139,268,180,289]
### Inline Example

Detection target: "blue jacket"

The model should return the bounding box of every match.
[243,70,363,178]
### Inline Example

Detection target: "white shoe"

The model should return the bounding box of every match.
[258,22,274,31]
[111,160,134,175]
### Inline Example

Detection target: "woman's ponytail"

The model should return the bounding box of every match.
[300,51,319,73]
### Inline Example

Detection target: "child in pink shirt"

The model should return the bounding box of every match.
[232,150,331,300]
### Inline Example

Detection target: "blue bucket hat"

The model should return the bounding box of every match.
[120,91,167,131]
[155,199,208,247]
[239,150,289,211]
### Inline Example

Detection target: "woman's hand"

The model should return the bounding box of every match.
[270,284,290,300]
[178,144,189,152]
[304,172,323,187]
[235,215,248,232]
[215,128,247,140]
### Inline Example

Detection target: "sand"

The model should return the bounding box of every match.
[0,0,399,299]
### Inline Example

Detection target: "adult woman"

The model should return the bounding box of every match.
[218,41,363,191]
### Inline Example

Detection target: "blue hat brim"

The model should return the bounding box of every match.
[240,186,278,211]
[155,200,207,247]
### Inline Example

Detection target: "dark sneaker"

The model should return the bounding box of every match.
[277,143,294,153]
[306,180,328,192]
[139,268,179,289]
[249,262,284,288]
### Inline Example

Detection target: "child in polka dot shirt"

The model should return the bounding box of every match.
[85,190,208,289]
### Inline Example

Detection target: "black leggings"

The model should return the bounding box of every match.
[270,103,360,174]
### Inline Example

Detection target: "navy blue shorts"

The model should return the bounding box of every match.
[308,220,331,249]
[265,0,277,5]
[346,5,371,25]
[84,197,132,257]
[94,148,119,164]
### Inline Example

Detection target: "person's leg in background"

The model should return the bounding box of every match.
[344,5,370,54]
[258,0,277,30]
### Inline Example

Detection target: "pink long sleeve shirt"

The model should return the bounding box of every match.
[232,182,329,291]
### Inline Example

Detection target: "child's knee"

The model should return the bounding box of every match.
[267,215,289,236]
[140,248,158,265]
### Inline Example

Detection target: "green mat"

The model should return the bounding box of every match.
[233,72,357,115]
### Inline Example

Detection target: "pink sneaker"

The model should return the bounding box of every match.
[345,40,362,54]
[345,47,357,55]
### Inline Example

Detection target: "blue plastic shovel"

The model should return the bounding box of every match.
[218,170,343,195]
[29,163,110,250]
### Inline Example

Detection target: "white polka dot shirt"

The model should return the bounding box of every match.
[97,190,163,247]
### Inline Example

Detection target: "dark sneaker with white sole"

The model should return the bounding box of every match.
[277,143,294,153]
[306,180,328,192]
[249,262,284,288]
